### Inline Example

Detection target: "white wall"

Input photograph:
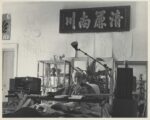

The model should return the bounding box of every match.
[2,1,148,77]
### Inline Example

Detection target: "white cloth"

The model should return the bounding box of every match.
[95,33,112,58]
[112,32,133,60]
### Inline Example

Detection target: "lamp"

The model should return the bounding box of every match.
[71,41,111,70]
[71,41,78,51]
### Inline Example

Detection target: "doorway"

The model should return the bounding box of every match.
[2,43,18,102]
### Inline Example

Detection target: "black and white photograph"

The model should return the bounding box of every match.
[1,0,148,118]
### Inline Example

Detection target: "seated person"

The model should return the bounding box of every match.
[3,70,103,117]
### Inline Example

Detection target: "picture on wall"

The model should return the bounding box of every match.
[2,14,11,40]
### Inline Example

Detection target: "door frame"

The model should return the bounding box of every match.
[2,43,18,77]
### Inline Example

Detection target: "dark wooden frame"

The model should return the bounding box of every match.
[59,6,130,33]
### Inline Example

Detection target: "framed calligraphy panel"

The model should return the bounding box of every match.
[2,14,11,40]
[59,6,130,33]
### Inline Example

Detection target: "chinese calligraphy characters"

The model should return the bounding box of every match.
[65,12,76,30]
[65,10,124,29]
[94,10,106,29]
[60,6,130,33]
[78,11,91,29]
[109,9,124,28]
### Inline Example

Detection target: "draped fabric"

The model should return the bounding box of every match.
[112,32,133,60]
[65,32,132,60]
[95,33,112,58]
[76,33,94,57]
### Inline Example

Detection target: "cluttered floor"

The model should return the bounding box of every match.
[2,56,147,117]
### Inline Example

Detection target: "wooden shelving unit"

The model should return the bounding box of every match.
[37,60,71,95]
